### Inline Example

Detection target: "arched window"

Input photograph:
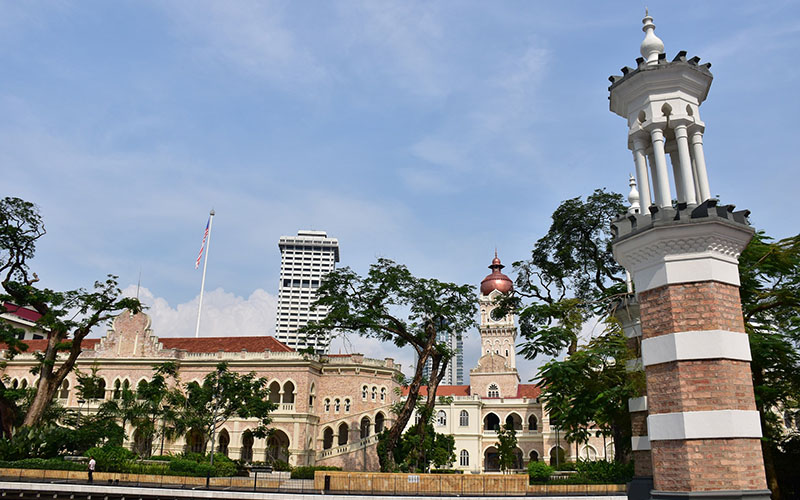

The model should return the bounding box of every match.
[360,417,371,439]
[505,349,509,357]
[241,430,254,462]
[380,387,386,401]
[344,399,351,412]
[58,379,70,400]
[459,410,469,427]
[268,381,281,404]
[487,384,499,398]
[324,398,331,412]
[414,412,422,425]
[436,410,446,426]
[528,415,538,431]
[137,379,148,399]
[309,383,316,408]
[337,422,349,446]
[371,386,377,401]
[218,429,230,456]
[113,379,122,399]
[362,385,368,400]
[10,379,18,389]
[375,412,385,433]
[322,427,334,450]
[20,379,28,389]
[334,398,340,412]
[460,449,469,466]
[96,379,106,400]
[581,445,598,460]
[529,450,539,462]
[282,381,295,404]
[484,413,500,431]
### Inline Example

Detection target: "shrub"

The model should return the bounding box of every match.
[148,455,172,461]
[553,461,577,471]
[270,459,291,472]
[290,465,341,480]
[86,446,135,472]
[527,461,554,482]
[0,457,85,471]
[430,469,463,474]
[575,459,633,484]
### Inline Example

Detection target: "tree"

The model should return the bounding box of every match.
[99,386,146,441]
[174,362,276,456]
[388,417,456,473]
[127,362,182,458]
[302,258,477,471]
[495,422,518,473]
[0,197,140,427]
[508,189,633,462]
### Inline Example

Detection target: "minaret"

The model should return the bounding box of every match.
[609,12,769,500]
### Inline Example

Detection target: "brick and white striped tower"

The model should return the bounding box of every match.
[609,12,770,500]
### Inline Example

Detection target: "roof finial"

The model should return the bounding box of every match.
[494,247,498,259]
[628,173,641,215]
[640,9,664,65]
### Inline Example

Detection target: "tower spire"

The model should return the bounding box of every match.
[640,9,664,65]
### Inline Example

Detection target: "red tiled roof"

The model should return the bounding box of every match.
[516,384,541,399]
[0,338,102,352]
[402,385,470,397]
[159,336,293,353]
[2,303,42,323]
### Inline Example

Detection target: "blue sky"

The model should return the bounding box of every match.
[3,1,798,380]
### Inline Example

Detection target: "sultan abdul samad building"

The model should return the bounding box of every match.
[0,254,608,472]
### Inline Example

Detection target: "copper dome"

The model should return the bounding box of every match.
[480,253,513,295]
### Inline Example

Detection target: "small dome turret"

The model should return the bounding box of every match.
[640,9,664,65]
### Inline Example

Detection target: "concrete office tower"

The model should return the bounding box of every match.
[609,12,769,500]
[421,329,464,386]
[276,230,340,353]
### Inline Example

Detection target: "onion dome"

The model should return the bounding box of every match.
[480,251,513,295]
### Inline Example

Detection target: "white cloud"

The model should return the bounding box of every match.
[118,285,277,338]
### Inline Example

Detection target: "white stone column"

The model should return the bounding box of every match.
[669,151,685,204]
[674,124,697,205]
[632,137,652,210]
[649,127,672,208]
[647,152,662,208]
[690,129,711,202]
[691,157,703,203]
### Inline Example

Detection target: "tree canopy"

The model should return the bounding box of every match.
[0,197,140,429]
[302,258,476,471]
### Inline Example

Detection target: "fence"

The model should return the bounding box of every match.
[0,467,626,497]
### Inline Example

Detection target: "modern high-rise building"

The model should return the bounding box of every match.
[275,230,339,353]
[420,328,464,386]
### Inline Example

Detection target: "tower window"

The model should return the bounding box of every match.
[488,384,500,398]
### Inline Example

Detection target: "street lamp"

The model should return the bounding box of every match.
[77,399,86,425]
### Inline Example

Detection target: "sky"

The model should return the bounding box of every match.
[3,1,799,382]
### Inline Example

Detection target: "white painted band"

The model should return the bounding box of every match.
[632,254,742,292]
[648,410,762,441]
[642,330,751,366]
[631,436,651,451]
[628,396,648,413]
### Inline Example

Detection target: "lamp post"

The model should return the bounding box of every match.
[77,399,86,425]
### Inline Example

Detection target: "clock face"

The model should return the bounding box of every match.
[489,307,505,322]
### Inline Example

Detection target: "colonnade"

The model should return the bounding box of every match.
[630,121,711,210]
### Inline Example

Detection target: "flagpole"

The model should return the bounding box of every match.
[195,209,215,338]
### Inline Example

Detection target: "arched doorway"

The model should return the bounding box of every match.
[360,417,371,439]
[322,427,334,450]
[513,448,524,469]
[528,415,538,431]
[337,423,349,446]
[375,412,385,433]
[241,430,254,462]
[483,446,500,471]
[268,381,281,404]
[505,413,522,431]
[218,429,230,456]
[549,446,566,466]
[133,428,152,457]
[484,413,500,431]
[267,430,290,464]
[529,450,539,462]
[186,429,205,454]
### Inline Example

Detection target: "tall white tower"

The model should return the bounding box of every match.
[275,230,339,353]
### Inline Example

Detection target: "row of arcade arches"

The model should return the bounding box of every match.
[321,412,386,450]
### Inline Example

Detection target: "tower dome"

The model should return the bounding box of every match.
[480,252,513,295]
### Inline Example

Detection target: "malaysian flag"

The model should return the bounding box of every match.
[195,217,210,269]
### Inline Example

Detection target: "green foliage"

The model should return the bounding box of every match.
[385,422,456,473]
[290,465,341,479]
[527,461,553,482]
[0,457,86,471]
[271,459,291,471]
[302,258,477,471]
[574,459,633,484]
[85,445,135,472]
[495,423,518,473]
[165,452,236,477]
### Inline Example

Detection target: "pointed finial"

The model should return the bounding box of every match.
[494,248,498,259]
[628,174,641,215]
[640,9,664,65]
